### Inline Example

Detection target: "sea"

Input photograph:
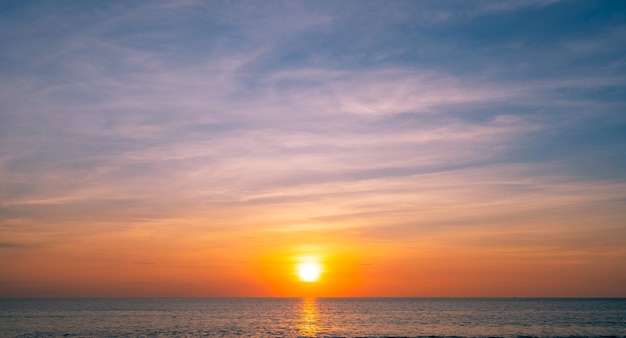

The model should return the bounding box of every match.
[0,298,624,337]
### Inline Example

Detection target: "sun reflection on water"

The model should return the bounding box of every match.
[298,298,319,337]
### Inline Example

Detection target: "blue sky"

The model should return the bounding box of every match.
[1,0,626,296]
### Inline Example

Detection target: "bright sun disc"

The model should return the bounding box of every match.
[296,262,322,282]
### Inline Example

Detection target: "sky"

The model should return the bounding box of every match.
[1,0,626,298]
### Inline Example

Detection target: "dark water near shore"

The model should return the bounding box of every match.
[1,298,625,337]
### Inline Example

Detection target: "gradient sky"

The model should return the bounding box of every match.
[1,0,626,297]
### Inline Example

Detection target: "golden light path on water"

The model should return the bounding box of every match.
[298,298,319,337]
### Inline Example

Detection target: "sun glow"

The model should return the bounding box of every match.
[296,261,322,283]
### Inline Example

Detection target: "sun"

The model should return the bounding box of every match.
[296,261,322,282]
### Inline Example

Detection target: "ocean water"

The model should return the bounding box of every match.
[0,298,625,337]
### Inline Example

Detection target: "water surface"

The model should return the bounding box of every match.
[1,298,624,337]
